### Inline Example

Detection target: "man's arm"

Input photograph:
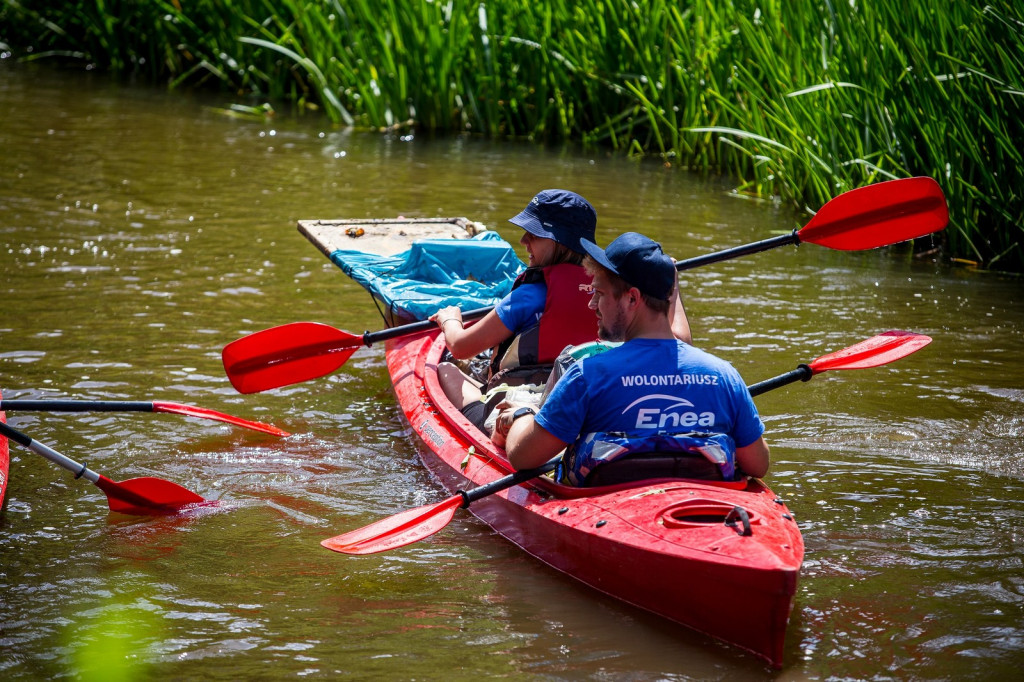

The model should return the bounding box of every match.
[500,411,568,470]
[736,436,770,478]
[667,272,691,344]
[430,307,512,359]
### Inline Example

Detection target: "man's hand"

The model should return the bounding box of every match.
[490,399,533,447]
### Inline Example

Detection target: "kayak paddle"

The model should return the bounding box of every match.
[0,420,210,515]
[674,175,948,270]
[223,177,947,394]
[222,316,490,395]
[321,457,561,555]
[744,329,935,395]
[322,330,932,555]
[0,399,289,437]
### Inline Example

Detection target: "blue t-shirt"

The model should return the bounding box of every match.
[536,338,764,448]
[494,282,546,336]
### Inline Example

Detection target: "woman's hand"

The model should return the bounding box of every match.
[429,308,511,360]
[429,305,464,332]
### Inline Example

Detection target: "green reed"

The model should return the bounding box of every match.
[2,0,1020,270]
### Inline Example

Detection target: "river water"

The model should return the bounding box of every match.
[1,64,1023,680]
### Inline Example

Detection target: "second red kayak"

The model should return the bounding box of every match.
[0,389,8,508]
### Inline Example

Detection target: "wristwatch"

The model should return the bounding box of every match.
[511,407,536,422]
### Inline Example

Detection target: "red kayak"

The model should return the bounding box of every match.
[294,186,946,666]
[385,332,803,667]
[1,389,9,507]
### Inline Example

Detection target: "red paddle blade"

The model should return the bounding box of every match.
[222,322,363,394]
[799,177,948,250]
[151,401,290,437]
[808,330,932,374]
[321,495,464,555]
[96,475,207,515]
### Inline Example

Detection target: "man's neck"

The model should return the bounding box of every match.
[623,309,676,342]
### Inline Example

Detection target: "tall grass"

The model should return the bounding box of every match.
[2,0,1020,270]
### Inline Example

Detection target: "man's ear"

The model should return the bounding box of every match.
[627,287,641,308]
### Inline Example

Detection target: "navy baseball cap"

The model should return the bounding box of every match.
[508,189,597,254]
[580,232,676,301]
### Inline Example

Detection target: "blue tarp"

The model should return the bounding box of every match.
[329,231,526,321]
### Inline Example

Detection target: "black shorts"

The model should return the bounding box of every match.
[459,401,489,431]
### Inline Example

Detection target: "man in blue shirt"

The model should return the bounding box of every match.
[495,232,770,482]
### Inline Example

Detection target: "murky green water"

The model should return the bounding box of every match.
[2,64,1023,679]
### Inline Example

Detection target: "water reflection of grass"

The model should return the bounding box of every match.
[69,583,162,681]
[2,1,1021,271]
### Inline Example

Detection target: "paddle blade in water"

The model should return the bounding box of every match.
[799,177,948,250]
[321,495,463,555]
[96,475,208,515]
[808,330,932,374]
[222,322,362,394]
[151,401,290,437]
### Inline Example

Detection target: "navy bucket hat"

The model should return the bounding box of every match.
[580,232,676,301]
[509,189,597,254]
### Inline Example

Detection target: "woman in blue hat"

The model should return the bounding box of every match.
[430,189,608,429]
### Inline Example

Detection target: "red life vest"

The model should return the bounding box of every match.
[490,263,597,375]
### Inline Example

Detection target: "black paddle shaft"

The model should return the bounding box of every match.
[674,230,800,272]
[458,457,561,507]
[0,420,32,447]
[747,365,813,397]
[362,306,493,347]
[1,400,156,413]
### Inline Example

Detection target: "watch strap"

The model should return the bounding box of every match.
[511,407,536,422]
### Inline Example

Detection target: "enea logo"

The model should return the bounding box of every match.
[622,394,716,430]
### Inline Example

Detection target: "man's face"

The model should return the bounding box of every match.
[588,270,630,342]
